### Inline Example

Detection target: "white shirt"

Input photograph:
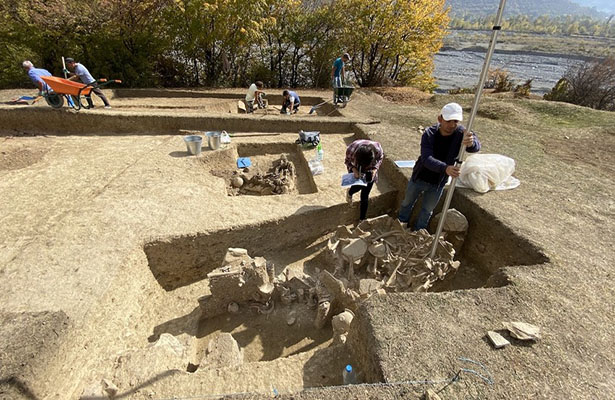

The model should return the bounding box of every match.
[246,83,258,101]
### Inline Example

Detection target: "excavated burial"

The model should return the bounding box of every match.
[142,192,548,392]
[204,142,317,196]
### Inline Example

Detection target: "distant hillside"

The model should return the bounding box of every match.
[446,0,604,17]
[571,0,615,15]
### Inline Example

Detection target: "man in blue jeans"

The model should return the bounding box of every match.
[281,90,300,114]
[398,102,481,230]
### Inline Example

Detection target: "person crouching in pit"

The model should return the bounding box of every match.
[281,90,300,115]
[245,81,265,113]
[345,139,384,220]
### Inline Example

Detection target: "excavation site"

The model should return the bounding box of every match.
[4,87,605,400]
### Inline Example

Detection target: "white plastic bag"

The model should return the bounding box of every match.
[308,159,324,176]
[220,130,231,144]
[459,154,516,193]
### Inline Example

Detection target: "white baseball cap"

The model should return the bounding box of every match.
[441,103,463,121]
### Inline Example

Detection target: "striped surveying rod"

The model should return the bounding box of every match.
[429,0,507,259]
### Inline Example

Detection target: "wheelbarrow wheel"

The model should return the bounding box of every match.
[46,93,64,109]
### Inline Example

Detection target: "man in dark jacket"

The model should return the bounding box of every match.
[398,102,481,230]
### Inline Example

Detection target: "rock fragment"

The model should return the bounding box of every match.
[332,309,354,345]
[101,378,119,397]
[486,330,510,348]
[424,388,442,400]
[503,321,541,341]
[201,333,243,369]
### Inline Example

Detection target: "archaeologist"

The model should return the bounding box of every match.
[331,53,351,104]
[331,53,350,88]
[22,60,51,94]
[281,90,300,114]
[345,139,384,220]
[245,81,266,113]
[64,57,111,108]
[397,102,481,230]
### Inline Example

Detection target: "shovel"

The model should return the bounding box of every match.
[309,99,332,114]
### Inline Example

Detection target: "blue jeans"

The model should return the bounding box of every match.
[398,179,444,230]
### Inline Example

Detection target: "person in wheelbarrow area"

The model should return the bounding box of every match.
[64,58,111,109]
[22,61,52,95]
[332,53,350,85]
[332,53,350,103]
[245,81,265,113]
[281,90,300,115]
[345,139,384,221]
[397,102,481,231]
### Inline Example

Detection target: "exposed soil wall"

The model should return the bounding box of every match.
[112,89,330,106]
[0,108,355,136]
[145,194,398,291]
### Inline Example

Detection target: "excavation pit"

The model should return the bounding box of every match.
[106,95,342,116]
[203,142,318,196]
[134,186,549,396]
[195,302,334,363]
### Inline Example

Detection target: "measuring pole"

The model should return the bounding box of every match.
[429,0,507,259]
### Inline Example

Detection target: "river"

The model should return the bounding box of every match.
[433,49,584,94]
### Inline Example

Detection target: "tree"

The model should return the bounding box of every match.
[544,56,615,111]
[336,0,449,90]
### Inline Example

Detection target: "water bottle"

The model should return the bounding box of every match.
[316,142,324,161]
[342,364,357,385]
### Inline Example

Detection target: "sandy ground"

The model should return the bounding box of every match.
[1,87,614,399]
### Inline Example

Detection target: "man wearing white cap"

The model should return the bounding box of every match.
[397,102,481,230]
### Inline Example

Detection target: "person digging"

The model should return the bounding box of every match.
[281,90,300,115]
[245,81,266,113]
[64,57,111,109]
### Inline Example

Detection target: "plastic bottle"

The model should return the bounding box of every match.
[316,142,324,161]
[342,364,357,385]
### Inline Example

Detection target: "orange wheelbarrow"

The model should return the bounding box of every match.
[40,76,121,110]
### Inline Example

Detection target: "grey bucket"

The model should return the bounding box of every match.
[184,135,203,155]
[206,131,222,150]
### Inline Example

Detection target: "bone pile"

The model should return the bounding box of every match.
[198,216,461,331]
[328,215,460,292]
[236,154,297,195]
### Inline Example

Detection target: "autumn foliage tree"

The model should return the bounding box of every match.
[337,0,449,90]
[0,0,449,89]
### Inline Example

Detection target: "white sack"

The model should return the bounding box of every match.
[459,154,516,193]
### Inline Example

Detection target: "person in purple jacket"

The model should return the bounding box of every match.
[345,139,384,220]
[398,102,481,230]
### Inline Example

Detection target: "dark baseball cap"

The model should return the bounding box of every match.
[65,57,75,64]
